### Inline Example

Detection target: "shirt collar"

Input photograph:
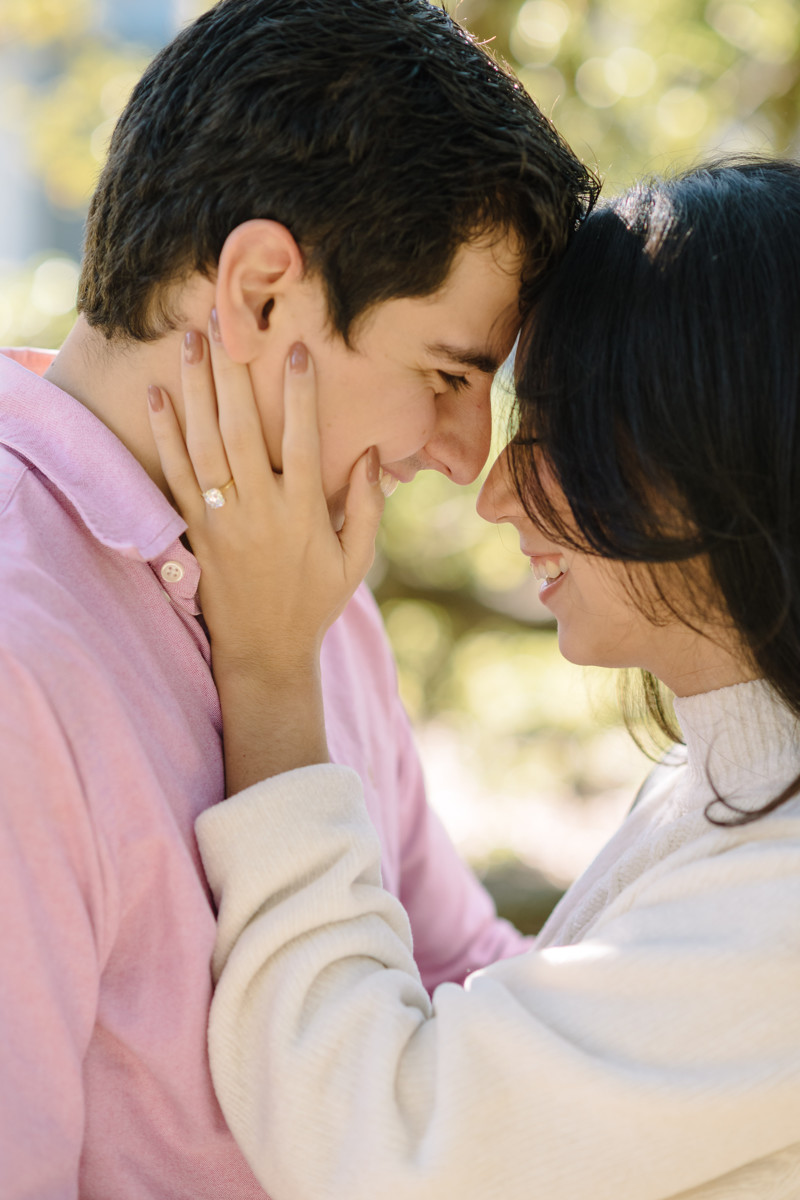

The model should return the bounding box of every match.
[0,347,187,563]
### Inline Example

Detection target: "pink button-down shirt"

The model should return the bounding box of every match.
[0,348,527,1199]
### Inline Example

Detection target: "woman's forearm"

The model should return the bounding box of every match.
[213,657,329,795]
[196,767,800,1200]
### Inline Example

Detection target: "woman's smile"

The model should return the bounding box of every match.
[529,553,568,585]
[529,554,569,604]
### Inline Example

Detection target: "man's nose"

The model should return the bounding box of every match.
[425,380,492,485]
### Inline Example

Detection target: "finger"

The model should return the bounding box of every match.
[206,309,273,491]
[282,342,324,507]
[181,330,235,495]
[147,385,204,519]
[339,446,385,584]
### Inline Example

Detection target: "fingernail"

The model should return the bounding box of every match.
[184,330,203,364]
[366,445,380,485]
[148,385,164,413]
[209,308,222,342]
[379,470,399,498]
[290,342,308,373]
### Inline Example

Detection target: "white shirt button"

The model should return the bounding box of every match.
[160,561,185,583]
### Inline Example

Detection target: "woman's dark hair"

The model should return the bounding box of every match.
[79,0,597,343]
[511,157,800,824]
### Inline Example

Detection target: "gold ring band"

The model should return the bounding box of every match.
[201,478,236,509]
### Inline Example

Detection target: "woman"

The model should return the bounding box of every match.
[148,159,800,1199]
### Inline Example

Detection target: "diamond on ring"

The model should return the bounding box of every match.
[201,478,235,508]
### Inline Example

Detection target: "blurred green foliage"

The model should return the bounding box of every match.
[2,0,797,890]
[0,1,147,346]
[4,0,799,345]
[460,0,800,188]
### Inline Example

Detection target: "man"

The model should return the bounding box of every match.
[0,0,596,1195]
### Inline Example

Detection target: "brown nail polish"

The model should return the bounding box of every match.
[184,330,203,364]
[366,445,380,485]
[209,308,222,342]
[148,385,164,413]
[289,342,308,373]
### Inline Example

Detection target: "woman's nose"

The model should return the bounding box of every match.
[476,447,519,524]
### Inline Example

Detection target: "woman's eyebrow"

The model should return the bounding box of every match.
[425,341,500,375]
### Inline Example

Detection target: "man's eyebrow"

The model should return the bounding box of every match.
[425,342,501,375]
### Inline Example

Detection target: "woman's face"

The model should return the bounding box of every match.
[476,447,750,697]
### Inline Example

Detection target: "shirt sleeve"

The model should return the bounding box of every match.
[197,765,800,1200]
[0,651,109,1200]
[390,699,532,989]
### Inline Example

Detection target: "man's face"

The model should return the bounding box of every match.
[252,235,522,523]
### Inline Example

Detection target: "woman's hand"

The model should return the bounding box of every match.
[146,311,385,793]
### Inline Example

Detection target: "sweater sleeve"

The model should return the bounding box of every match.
[196,765,800,1200]
[390,699,532,989]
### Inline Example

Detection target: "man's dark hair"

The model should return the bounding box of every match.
[79,0,597,343]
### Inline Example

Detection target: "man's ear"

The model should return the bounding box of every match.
[214,220,304,363]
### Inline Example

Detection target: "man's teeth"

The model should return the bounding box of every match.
[531,557,567,582]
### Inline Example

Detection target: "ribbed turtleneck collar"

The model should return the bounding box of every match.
[672,680,800,803]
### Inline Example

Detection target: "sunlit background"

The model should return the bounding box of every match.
[2,0,797,926]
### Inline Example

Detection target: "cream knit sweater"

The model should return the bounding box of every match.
[197,680,800,1200]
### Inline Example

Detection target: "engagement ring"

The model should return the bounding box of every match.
[201,479,235,508]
